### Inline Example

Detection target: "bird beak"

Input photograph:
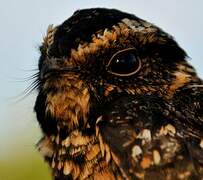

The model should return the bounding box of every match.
[40,59,81,80]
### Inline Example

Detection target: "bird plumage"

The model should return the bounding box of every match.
[34,8,203,179]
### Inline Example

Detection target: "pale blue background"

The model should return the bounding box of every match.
[0,0,203,157]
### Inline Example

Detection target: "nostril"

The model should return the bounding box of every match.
[62,66,81,72]
[40,64,57,79]
[40,58,62,79]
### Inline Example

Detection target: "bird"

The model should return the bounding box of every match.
[34,8,203,179]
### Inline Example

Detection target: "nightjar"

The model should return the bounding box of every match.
[34,8,203,179]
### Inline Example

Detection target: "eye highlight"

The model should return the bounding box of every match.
[106,48,141,77]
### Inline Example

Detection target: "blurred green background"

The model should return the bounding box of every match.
[0,96,51,180]
[0,0,203,179]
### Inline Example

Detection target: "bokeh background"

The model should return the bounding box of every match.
[0,0,203,179]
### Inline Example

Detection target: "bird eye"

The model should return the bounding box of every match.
[106,48,141,76]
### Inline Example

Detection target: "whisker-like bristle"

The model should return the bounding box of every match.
[9,79,41,103]
[10,72,40,82]
[23,80,41,94]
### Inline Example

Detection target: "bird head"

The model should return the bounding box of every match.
[35,8,198,135]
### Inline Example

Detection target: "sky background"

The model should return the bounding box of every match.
[0,0,203,179]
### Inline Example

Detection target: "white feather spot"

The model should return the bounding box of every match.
[153,150,161,165]
[200,139,203,149]
[137,129,152,144]
[132,145,142,160]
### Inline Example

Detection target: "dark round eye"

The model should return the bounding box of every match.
[106,48,141,76]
